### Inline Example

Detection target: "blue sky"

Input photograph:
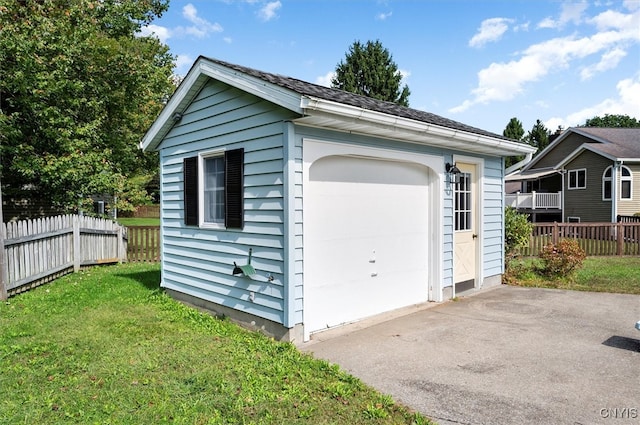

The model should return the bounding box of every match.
[140,0,640,135]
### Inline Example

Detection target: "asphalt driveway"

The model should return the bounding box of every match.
[301,286,640,425]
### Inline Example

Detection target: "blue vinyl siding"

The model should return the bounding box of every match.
[156,78,508,327]
[482,157,505,278]
[158,79,298,325]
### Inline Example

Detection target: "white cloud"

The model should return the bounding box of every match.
[537,1,588,29]
[398,68,411,85]
[138,24,171,43]
[376,11,392,21]
[581,48,627,80]
[258,1,281,22]
[315,71,335,87]
[175,54,193,73]
[469,17,513,48]
[545,75,640,129]
[223,37,233,44]
[451,6,640,113]
[180,3,223,38]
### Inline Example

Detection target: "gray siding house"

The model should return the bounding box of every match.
[506,127,640,222]
[141,57,535,342]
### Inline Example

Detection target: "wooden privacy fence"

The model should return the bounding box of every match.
[0,215,126,297]
[126,226,160,263]
[518,222,640,257]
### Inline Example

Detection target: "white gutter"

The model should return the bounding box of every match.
[505,152,534,175]
[300,97,537,156]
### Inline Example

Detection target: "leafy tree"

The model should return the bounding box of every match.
[332,40,411,107]
[582,114,640,128]
[503,117,526,168]
[525,119,550,153]
[0,0,175,214]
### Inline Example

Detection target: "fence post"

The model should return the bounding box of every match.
[117,225,125,264]
[532,191,537,210]
[73,216,81,272]
[0,221,6,301]
[616,222,624,256]
[552,222,559,245]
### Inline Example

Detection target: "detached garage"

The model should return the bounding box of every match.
[141,57,535,343]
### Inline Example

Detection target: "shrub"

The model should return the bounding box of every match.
[504,207,533,258]
[538,239,586,277]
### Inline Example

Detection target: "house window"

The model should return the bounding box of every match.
[183,148,244,228]
[621,166,632,200]
[568,169,586,190]
[602,165,632,200]
[454,172,472,231]
[603,167,612,200]
[203,156,225,224]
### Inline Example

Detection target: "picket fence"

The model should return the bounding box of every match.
[518,221,640,257]
[0,215,128,298]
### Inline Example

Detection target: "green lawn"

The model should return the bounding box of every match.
[506,256,640,294]
[0,264,431,425]
[116,217,160,226]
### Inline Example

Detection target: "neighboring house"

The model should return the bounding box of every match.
[141,56,535,342]
[506,127,640,222]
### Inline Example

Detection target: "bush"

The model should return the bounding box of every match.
[538,239,586,277]
[504,207,533,258]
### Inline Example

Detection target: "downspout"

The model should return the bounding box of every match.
[561,170,565,222]
[612,162,620,223]
[505,152,533,175]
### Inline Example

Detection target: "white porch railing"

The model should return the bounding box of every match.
[505,191,562,210]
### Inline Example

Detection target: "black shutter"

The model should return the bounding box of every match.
[225,148,244,229]
[184,156,199,226]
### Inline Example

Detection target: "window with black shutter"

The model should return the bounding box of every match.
[183,148,244,228]
[184,156,199,226]
[225,148,244,228]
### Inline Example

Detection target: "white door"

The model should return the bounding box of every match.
[453,162,478,290]
[304,155,431,335]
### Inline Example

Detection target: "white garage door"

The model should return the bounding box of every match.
[304,155,431,334]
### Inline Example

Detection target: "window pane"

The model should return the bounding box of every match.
[622,181,631,199]
[604,181,611,199]
[604,167,612,178]
[569,172,576,188]
[204,157,225,224]
[622,167,631,177]
[577,170,586,188]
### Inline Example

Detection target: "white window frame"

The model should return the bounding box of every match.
[567,217,581,223]
[568,169,586,190]
[602,166,612,201]
[199,150,226,229]
[620,165,632,200]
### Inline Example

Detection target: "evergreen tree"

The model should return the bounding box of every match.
[526,119,550,153]
[332,40,410,107]
[503,117,525,169]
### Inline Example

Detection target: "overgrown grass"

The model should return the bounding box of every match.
[0,264,431,425]
[117,217,160,226]
[506,256,640,294]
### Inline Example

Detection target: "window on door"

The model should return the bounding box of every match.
[454,172,472,231]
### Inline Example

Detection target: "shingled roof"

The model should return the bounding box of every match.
[574,127,640,159]
[204,57,514,142]
[142,57,537,156]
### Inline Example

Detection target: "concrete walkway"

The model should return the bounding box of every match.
[301,286,640,425]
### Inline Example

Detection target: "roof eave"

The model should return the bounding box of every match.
[298,96,536,157]
[140,57,305,152]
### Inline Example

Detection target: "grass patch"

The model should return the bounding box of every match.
[506,256,640,294]
[117,217,160,226]
[0,264,431,425]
